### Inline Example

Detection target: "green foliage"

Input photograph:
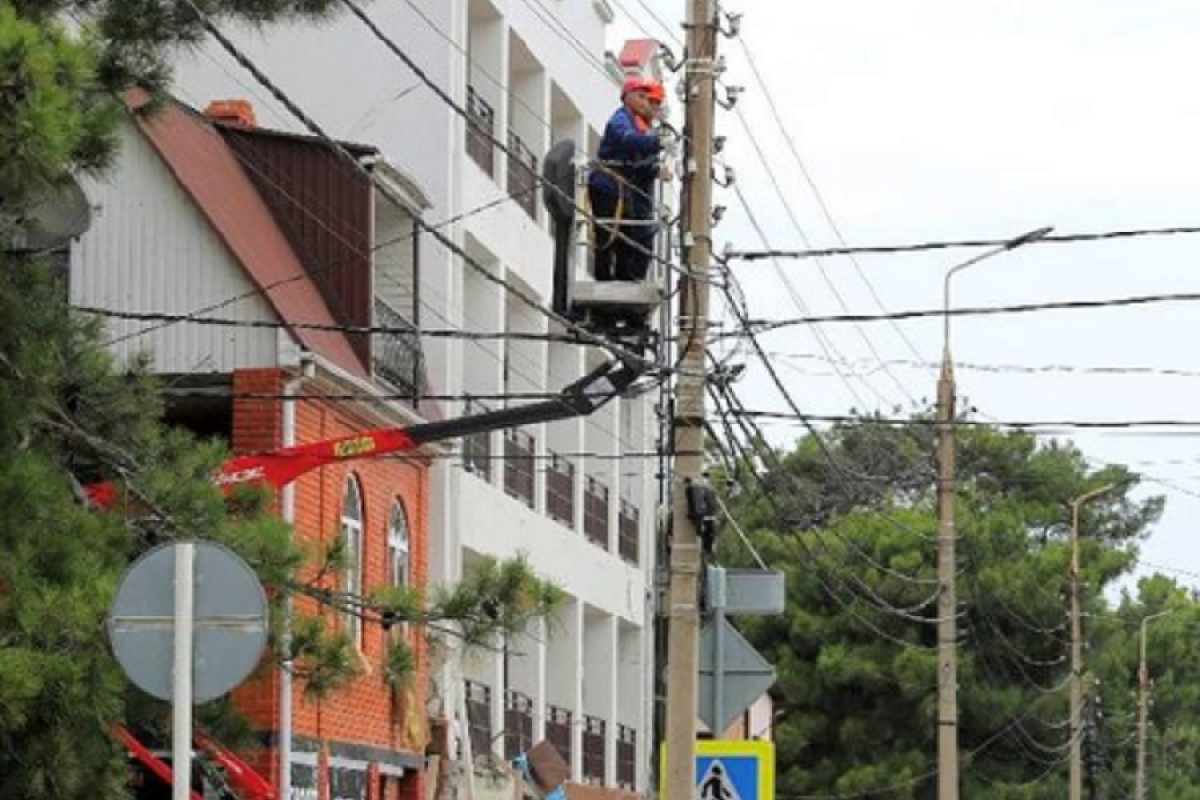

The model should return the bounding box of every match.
[720,417,1177,798]
[0,0,566,791]
[0,5,119,214]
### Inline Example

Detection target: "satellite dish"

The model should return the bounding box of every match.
[8,179,92,252]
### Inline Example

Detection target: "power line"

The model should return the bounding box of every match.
[337,0,683,274]
[103,126,530,348]
[611,0,681,46]
[183,0,655,374]
[720,290,1200,333]
[82,305,591,342]
[709,386,946,639]
[395,0,667,213]
[732,34,931,372]
[729,183,881,408]
[729,112,916,404]
[727,224,1200,261]
[709,371,942,592]
[737,409,1200,431]
[769,351,1200,381]
[177,3,671,456]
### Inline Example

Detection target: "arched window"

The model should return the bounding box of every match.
[341,475,365,643]
[388,500,411,589]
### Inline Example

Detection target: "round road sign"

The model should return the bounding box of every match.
[107,540,269,703]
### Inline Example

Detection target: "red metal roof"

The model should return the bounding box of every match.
[125,89,368,379]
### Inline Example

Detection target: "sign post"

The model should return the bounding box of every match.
[699,568,782,734]
[172,542,196,800]
[108,540,269,798]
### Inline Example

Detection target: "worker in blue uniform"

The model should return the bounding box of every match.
[588,76,665,282]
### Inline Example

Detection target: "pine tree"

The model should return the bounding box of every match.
[0,4,563,798]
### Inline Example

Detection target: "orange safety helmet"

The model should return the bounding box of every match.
[621,76,655,98]
[646,81,666,105]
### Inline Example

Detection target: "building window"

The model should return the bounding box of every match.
[504,690,534,760]
[546,704,573,766]
[616,724,637,789]
[463,400,492,481]
[503,429,535,507]
[545,451,576,528]
[506,129,538,220]
[584,476,609,548]
[389,500,411,588]
[467,86,496,177]
[582,715,606,784]
[465,679,494,761]
[341,475,365,644]
[618,499,640,564]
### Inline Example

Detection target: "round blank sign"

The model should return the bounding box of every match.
[107,540,269,703]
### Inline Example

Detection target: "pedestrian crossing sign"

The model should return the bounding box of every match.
[660,740,775,800]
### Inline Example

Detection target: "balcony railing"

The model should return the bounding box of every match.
[373,298,422,400]
[545,451,576,527]
[466,87,495,177]
[506,129,538,220]
[616,724,636,790]
[583,476,609,548]
[464,680,493,761]
[463,400,492,481]
[504,429,535,508]
[546,704,573,767]
[503,690,534,760]
[618,498,640,564]
[582,715,606,784]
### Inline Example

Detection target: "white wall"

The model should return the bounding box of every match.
[73,122,279,373]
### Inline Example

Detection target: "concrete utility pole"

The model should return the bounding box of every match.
[1069,483,1115,800]
[1135,609,1173,800]
[663,2,717,800]
[936,226,1051,800]
[934,335,958,800]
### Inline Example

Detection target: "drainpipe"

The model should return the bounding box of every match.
[278,365,306,800]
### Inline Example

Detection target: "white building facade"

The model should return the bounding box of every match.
[171,0,662,794]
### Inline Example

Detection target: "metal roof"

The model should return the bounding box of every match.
[125,89,368,379]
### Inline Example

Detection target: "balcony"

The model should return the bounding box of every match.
[465,679,493,761]
[463,400,492,481]
[546,704,573,767]
[618,499,639,564]
[582,715,606,784]
[506,129,538,220]
[467,87,496,177]
[545,451,576,527]
[583,476,609,549]
[504,429,535,508]
[616,724,636,790]
[373,298,422,400]
[504,690,534,760]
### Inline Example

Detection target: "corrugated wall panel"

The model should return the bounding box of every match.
[220,129,372,365]
[73,122,281,374]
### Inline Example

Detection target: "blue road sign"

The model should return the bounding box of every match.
[660,740,775,800]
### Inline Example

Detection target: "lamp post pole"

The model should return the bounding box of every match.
[1068,483,1116,800]
[1135,609,1174,800]
[935,226,1052,800]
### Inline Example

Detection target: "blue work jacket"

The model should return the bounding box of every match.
[588,106,661,217]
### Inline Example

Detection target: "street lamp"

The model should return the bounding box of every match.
[1136,609,1174,800]
[935,225,1053,800]
[1067,483,1117,800]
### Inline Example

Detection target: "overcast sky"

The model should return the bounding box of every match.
[613,0,1200,597]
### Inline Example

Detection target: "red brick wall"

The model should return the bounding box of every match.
[228,368,431,789]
